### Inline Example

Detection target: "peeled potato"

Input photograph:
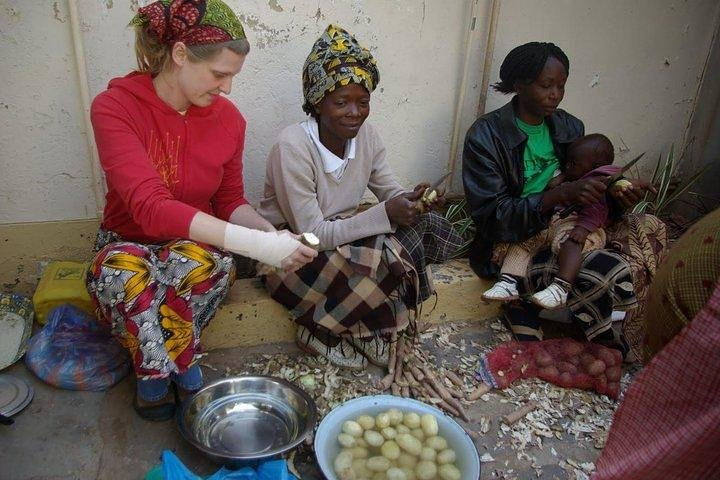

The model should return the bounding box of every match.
[396,425,411,434]
[415,460,438,480]
[386,467,408,480]
[338,433,357,448]
[334,450,354,478]
[350,446,369,459]
[425,436,448,451]
[397,452,418,469]
[613,179,633,192]
[364,430,385,447]
[367,456,392,472]
[419,447,436,462]
[387,408,404,426]
[352,458,371,478]
[343,420,363,437]
[376,412,391,429]
[396,433,423,456]
[436,448,456,465]
[410,428,425,441]
[438,463,461,480]
[401,468,417,480]
[357,415,376,430]
[381,440,401,460]
[403,412,421,429]
[420,414,439,437]
[381,426,397,440]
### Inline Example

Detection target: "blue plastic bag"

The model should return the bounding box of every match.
[25,304,130,391]
[147,451,297,480]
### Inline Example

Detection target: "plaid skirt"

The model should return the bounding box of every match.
[266,212,463,338]
[86,230,235,379]
[496,214,667,356]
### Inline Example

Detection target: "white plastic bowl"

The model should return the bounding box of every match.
[315,395,480,480]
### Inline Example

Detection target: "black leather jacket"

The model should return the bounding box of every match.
[462,98,584,278]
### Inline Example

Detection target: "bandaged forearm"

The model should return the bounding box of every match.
[223,224,299,268]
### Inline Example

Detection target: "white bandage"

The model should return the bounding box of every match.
[223,224,300,268]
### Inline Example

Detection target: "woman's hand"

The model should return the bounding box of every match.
[561,177,608,206]
[280,242,317,273]
[410,182,446,212]
[386,192,420,226]
[409,183,429,201]
[610,178,657,210]
[277,230,317,273]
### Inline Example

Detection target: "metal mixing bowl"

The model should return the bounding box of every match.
[177,376,317,466]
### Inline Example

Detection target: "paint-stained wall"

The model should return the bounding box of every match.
[0,0,719,225]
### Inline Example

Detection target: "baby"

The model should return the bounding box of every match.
[483,133,623,309]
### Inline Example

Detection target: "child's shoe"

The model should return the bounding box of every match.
[531,280,570,309]
[482,274,520,301]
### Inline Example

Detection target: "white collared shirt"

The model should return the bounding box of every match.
[302,117,356,180]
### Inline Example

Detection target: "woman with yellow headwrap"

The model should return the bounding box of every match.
[259,25,463,369]
[86,0,317,421]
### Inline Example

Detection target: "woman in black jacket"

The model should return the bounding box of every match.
[462,42,664,357]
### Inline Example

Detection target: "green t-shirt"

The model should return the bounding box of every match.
[516,118,560,197]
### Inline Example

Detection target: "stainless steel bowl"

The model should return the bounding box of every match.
[177,376,317,466]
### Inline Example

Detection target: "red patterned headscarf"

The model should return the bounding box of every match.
[131,0,246,46]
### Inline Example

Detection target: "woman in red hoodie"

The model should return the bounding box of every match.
[87,0,317,421]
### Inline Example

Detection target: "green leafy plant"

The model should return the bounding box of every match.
[632,145,708,215]
[444,199,476,258]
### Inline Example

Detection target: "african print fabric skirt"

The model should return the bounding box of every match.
[494,214,667,357]
[86,231,235,379]
[266,213,463,339]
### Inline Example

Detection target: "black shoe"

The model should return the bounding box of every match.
[132,393,176,422]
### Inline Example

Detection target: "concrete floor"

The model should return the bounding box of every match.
[1,320,615,480]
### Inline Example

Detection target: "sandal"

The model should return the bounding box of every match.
[296,326,367,370]
[132,393,176,422]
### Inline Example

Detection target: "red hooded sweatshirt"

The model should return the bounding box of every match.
[90,72,248,244]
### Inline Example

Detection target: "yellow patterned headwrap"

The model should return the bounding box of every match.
[302,24,380,114]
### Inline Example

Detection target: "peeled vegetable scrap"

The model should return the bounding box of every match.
[475,339,623,399]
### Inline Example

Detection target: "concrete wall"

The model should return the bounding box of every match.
[1,0,475,223]
[1,0,719,226]
[483,0,720,178]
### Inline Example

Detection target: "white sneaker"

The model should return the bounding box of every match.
[296,327,367,371]
[482,279,519,301]
[348,335,390,367]
[531,283,568,309]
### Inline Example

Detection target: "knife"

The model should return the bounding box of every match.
[558,152,645,218]
[427,171,452,192]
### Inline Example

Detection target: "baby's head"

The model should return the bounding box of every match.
[565,134,614,181]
